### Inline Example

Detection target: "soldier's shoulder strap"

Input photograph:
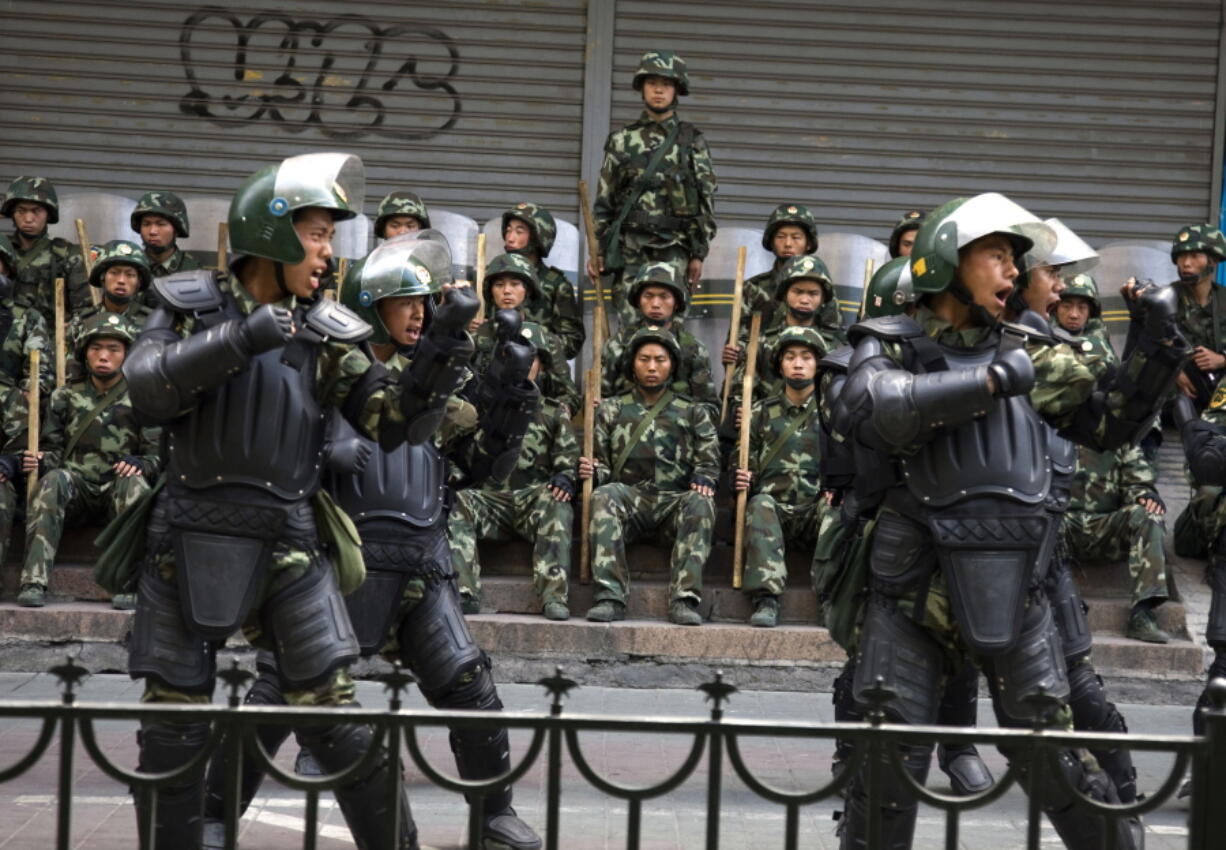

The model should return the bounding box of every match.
[63,380,128,459]
[819,344,853,375]
[1006,309,1057,346]
[302,298,372,344]
[152,269,224,314]
[612,389,674,480]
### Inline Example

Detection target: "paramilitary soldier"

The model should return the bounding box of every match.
[118,152,477,849]
[1169,223,1226,408]
[375,190,431,240]
[888,210,924,259]
[501,201,585,359]
[131,191,201,279]
[1053,272,1116,363]
[67,240,154,365]
[200,233,542,850]
[17,313,158,610]
[601,261,717,414]
[580,326,719,626]
[832,192,1185,849]
[1,175,90,316]
[590,50,717,326]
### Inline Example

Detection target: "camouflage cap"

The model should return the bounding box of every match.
[89,240,153,290]
[2,176,60,224]
[862,256,914,319]
[346,230,452,345]
[375,190,431,237]
[632,49,690,96]
[628,261,687,316]
[776,254,835,304]
[1059,272,1102,318]
[623,324,682,380]
[131,191,190,238]
[483,252,539,303]
[769,326,827,377]
[888,210,924,258]
[1171,223,1226,263]
[762,204,818,254]
[74,311,138,362]
[501,201,558,257]
[0,233,18,275]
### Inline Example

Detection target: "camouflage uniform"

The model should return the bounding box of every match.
[1056,273,1117,365]
[0,299,53,396]
[593,51,717,326]
[131,191,201,278]
[502,202,585,359]
[66,240,154,357]
[2,177,90,315]
[1064,444,1167,608]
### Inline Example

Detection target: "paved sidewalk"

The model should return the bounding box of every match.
[0,673,1199,849]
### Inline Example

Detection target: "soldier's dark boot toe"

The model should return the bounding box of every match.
[1125,607,1169,644]
[939,744,994,795]
[668,598,702,626]
[542,601,569,621]
[586,600,625,622]
[749,595,780,627]
[482,805,542,850]
[17,583,46,607]
[461,594,482,615]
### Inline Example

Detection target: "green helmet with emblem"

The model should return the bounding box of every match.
[1059,272,1102,319]
[632,49,690,96]
[0,232,18,277]
[888,210,925,259]
[862,256,915,319]
[1170,223,1226,262]
[502,201,557,257]
[130,191,190,238]
[762,204,818,254]
[769,325,827,377]
[344,230,452,345]
[776,254,835,304]
[89,240,152,290]
[629,261,687,316]
[2,176,60,224]
[908,192,1056,295]
[74,311,138,363]
[483,252,539,304]
[375,191,431,237]
[228,152,364,266]
[623,324,682,381]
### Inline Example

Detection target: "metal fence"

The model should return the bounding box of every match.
[2,658,1223,850]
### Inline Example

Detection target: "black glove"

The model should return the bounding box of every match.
[690,474,716,492]
[548,474,576,498]
[0,454,16,482]
[987,346,1034,398]
[433,285,480,335]
[1139,491,1165,511]
[239,304,294,355]
[1138,282,1180,340]
[494,308,523,342]
[327,437,373,475]
[118,455,148,475]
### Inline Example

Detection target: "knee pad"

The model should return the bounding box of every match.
[852,601,944,725]
[138,719,211,777]
[398,580,485,702]
[264,564,359,691]
[992,600,1069,724]
[1046,560,1093,659]
[1066,659,1111,731]
[129,568,215,694]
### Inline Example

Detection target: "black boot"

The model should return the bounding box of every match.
[134,720,210,849]
[839,740,933,850]
[936,661,993,795]
[451,724,542,850]
[1040,749,1139,850]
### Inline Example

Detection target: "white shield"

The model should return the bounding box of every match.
[1094,240,1174,353]
[428,210,479,283]
[48,192,137,247]
[817,233,891,324]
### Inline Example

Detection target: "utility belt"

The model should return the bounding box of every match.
[624,210,694,232]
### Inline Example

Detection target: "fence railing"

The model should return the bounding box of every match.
[2,657,1222,850]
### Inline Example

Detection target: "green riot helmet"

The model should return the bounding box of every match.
[762,204,818,254]
[130,191,191,238]
[228,152,364,265]
[908,192,1055,295]
[888,210,924,259]
[90,240,153,292]
[1059,273,1102,319]
[1,176,60,224]
[1171,223,1226,263]
[74,311,137,364]
[769,325,827,378]
[375,191,431,237]
[1026,218,1098,277]
[623,324,682,382]
[776,254,836,306]
[862,257,915,319]
[0,233,18,277]
[632,49,690,97]
[483,252,539,305]
[628,261,687,317]
[345,230,452,345]
[502,201,557,257]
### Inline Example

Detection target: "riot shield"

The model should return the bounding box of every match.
[179,196,230,268]
[333,214,371,260]
[680,227,773,374]
[1094,240,1172,355]
[429,210,478,283]
[48,192,137,248]
[817,232,891,326]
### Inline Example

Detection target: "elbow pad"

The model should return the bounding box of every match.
[1183,417,1226,486]
[124,318,255,423]
[1089,333,1188,450]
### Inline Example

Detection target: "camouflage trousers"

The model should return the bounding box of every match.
[1064,506,1168,606]
[449,484,572,607]
[742,495,824,598]
[20,470,149,588]
[590,483,714,605]
[0,479,15,568]
[611,243,689,329]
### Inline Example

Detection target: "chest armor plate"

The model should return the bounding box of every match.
[329,418,446,528]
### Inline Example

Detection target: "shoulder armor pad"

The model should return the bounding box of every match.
[819,344,854,374]
[303,298,371,343]
[153,270,224,313]
[1048,325,1089,350]
[847,314,924,345]
[1006,311,1056,345]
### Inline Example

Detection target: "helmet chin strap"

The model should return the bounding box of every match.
[273,262,292,299]
[949,278,997,328]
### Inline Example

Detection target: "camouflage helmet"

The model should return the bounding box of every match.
[776,254,835,304]
[909,193,1055,294]
[1059,272,1102,319]
[229,152,364,266]
[345,230,453,345]
[131,191,190,238]
[0,233,18,276]
[501,201,557,257]
[769,326,827,377]
[623,324,682,381]
[629,261,687,316]
[862,257,915,319]
[89,240,153,290]
[2,176,60,224]
[888,210,925,258]
[74,311,138,363]
[1171,223,1226,263]
[632,50,690,96]
[762,204,818,254]
[483,252,539,303]
[375,191,431,237]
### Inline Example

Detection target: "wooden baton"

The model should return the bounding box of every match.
[25,349,40,502]
[578,313,604,585]
[857,256,876,321]
[577,179,610,341]
[75,218,100,307]
[217,221,228,272]
[54,277,65,388]
[720,246,748,425]
[475,232,487,315]
[731,312,762,590]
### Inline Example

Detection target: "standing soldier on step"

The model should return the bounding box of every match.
[1,176,89,315]
[131,191,200,280]
[501,201,585,359]
[590,50,717,327]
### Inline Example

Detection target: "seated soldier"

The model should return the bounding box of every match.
[67,241,154,371]
[731,326,826,627]
[579,327,719,626]
[601,262,716,414]
[374,190,430,241]
[888,209,924,259]
[1054,272,1116,363]
[501,202,584,359]
[131,191,200,279]
[2,176,89,315]
[0,235,36,571]
[450,326,577,620]
[473,253,580,414]
[17,313,160,609]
